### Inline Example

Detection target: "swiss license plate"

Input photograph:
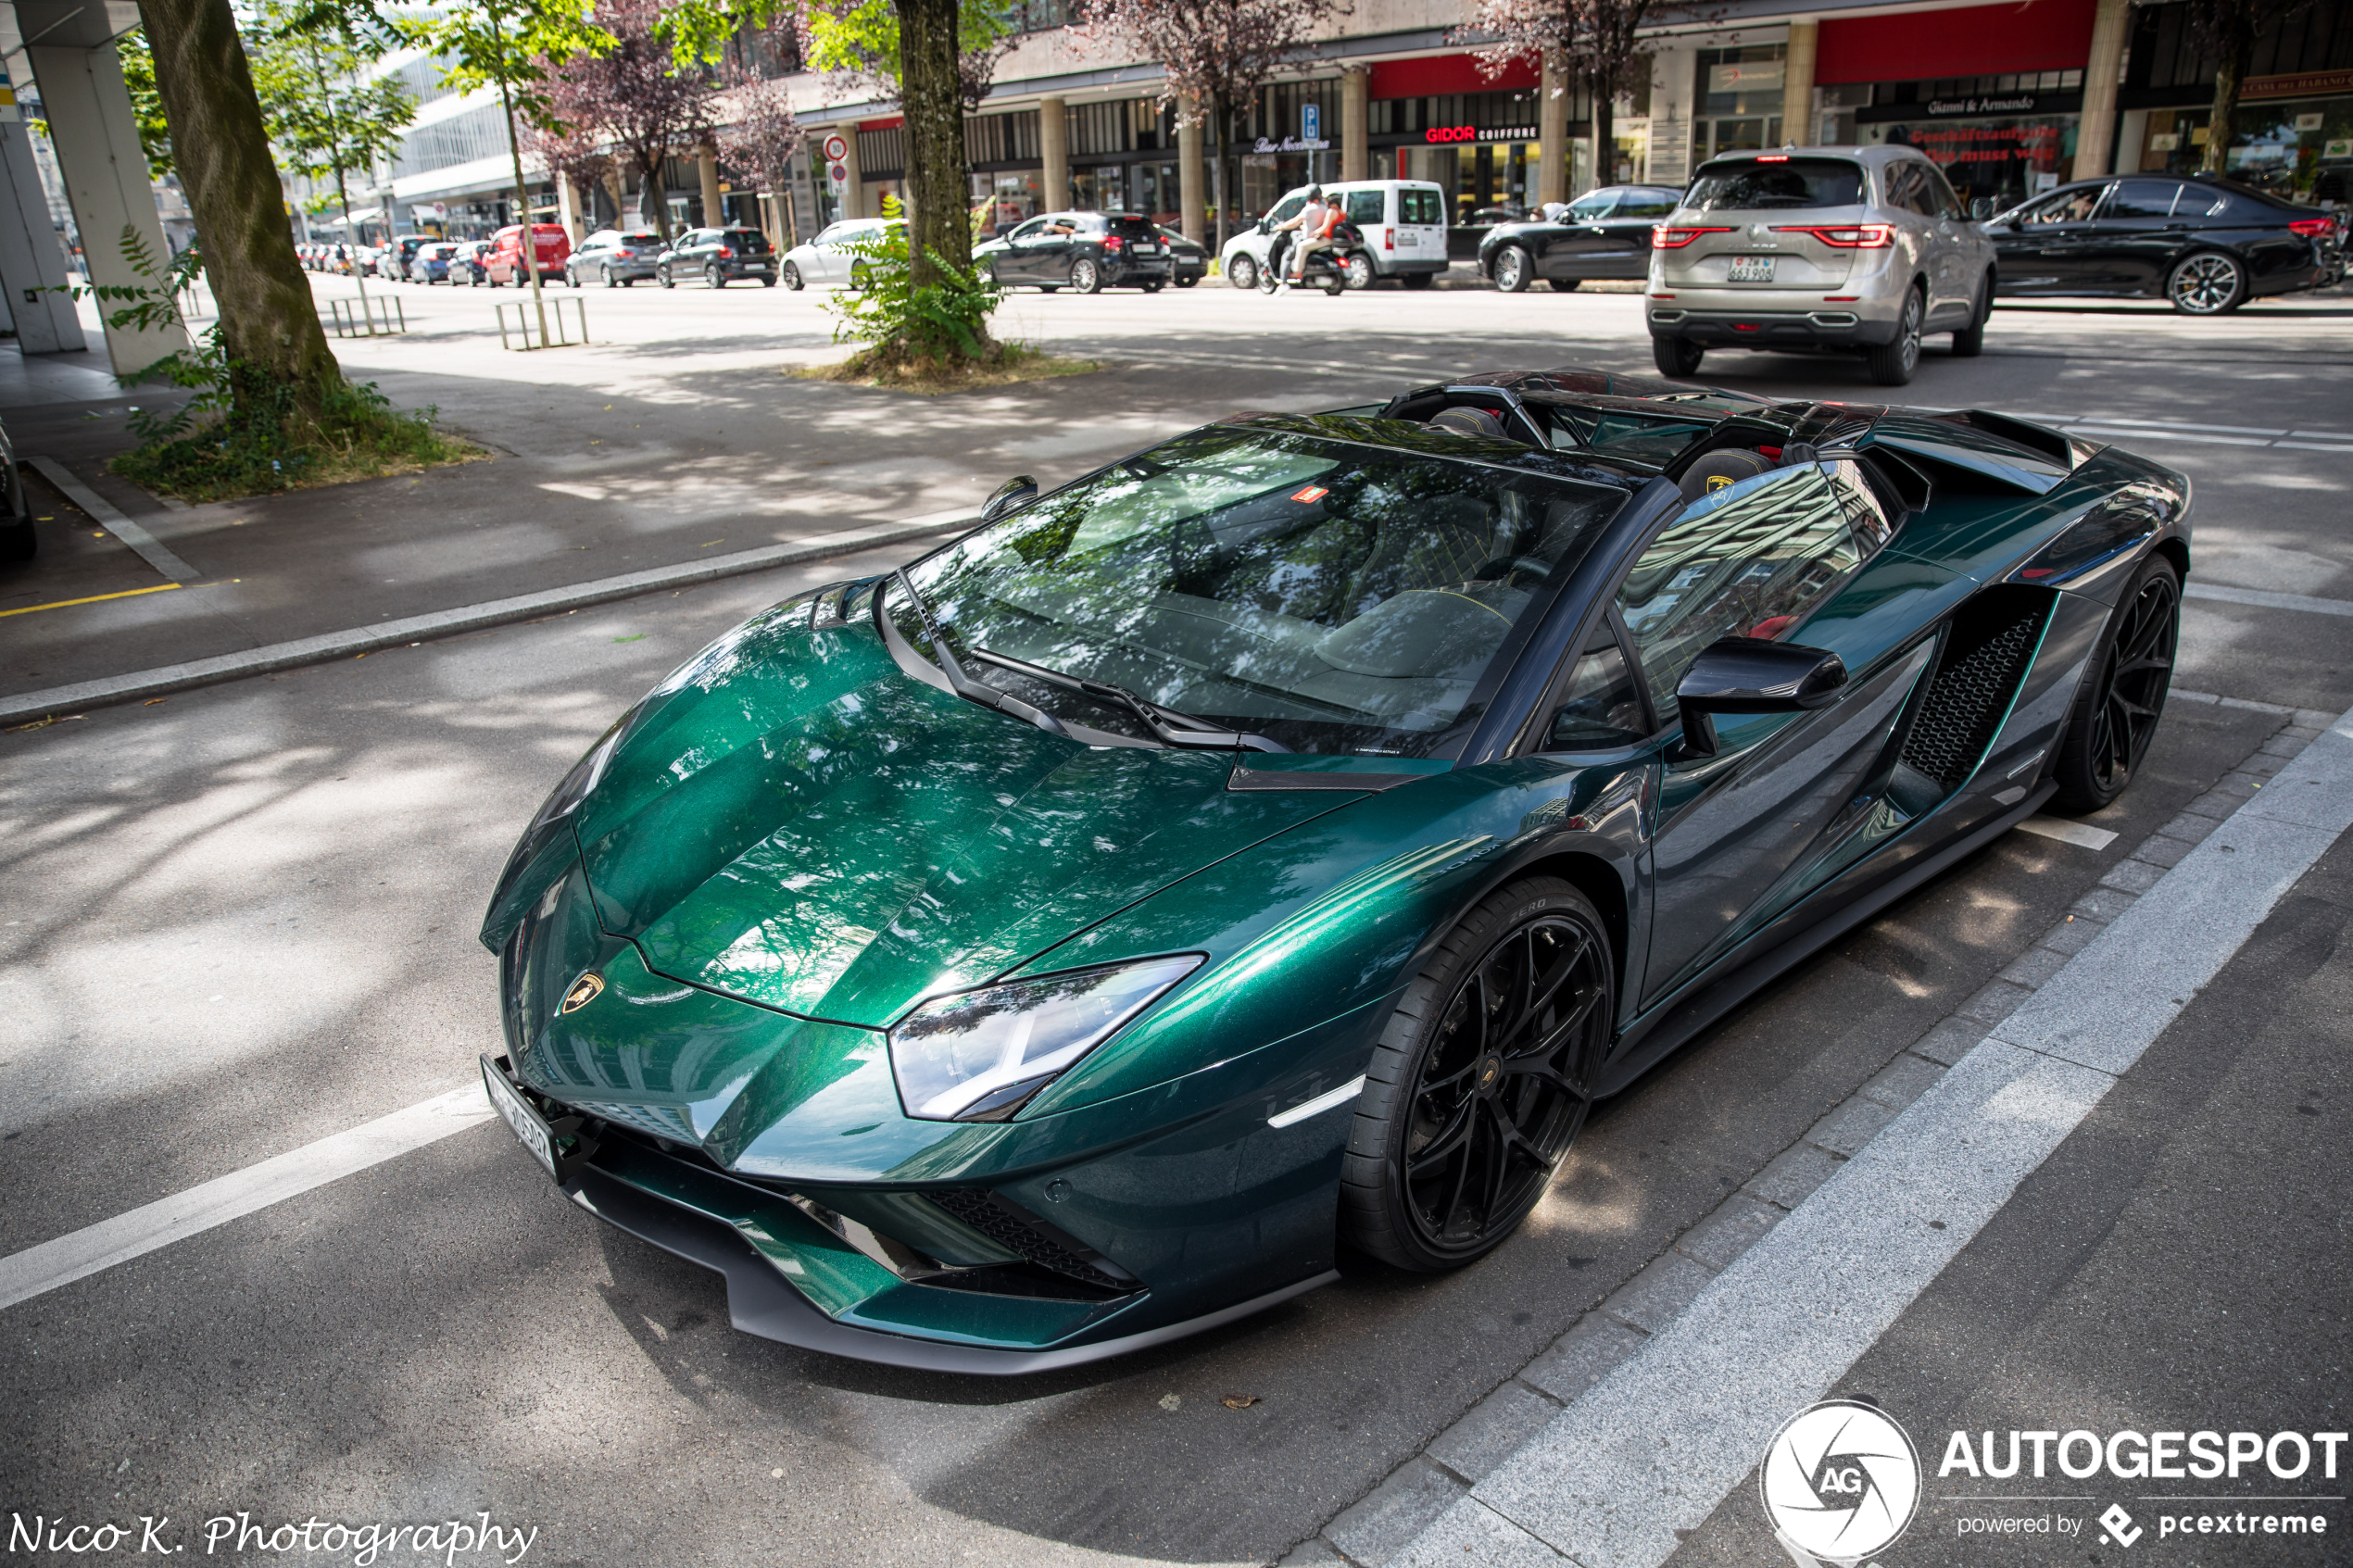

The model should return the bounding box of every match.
[1729,255,1777,282]
[1133,243,1158,254]
[482,1055,559,1180]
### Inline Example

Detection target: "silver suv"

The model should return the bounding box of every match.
[1647,145,1996,386]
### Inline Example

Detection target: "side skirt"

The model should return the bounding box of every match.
[1592,779,2058,1098]
[566,1163,1338,1374]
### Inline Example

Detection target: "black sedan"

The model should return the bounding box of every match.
[1985,172,2341,314]
[982,211,1173,293]
[1480,185,1684,293]
[1158,225,1207,287]
[657,227,778,288]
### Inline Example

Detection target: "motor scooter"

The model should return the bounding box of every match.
[1257,232,1356,295]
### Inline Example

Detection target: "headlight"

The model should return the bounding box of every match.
[888,957,1202,1123]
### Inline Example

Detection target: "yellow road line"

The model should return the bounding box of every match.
[0,583,185,619]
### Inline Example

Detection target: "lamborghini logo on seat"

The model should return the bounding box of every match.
[560,972,606,1013]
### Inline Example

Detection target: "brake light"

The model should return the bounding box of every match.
[617,249,633,257]
[719,246,734,258]
[1772,224,1896,247]
[1384,227,1394,250]
[1104,235,1124,252]
[1757,154,1790,162]
[1655,226,1734,248]
[2288,219,2334,237]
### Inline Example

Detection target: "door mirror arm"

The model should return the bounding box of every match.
[980,475,1039,522]
[1671,636,1848,759]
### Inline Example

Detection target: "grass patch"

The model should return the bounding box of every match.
[791,338,1102,395]
[113,378,486,505]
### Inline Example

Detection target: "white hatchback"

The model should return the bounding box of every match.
[1220,181,1448,290]
[779,219,900,289]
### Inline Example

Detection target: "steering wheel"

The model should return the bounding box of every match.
[1472,555,1554,583]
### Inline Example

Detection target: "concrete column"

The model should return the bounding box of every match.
[0,107,83,353]
[1177,93,1204,244]
[1341,67,1368,183]
[556,176,584,243]
[2074,0,2132,180]
[1039,96,1068,211]
[1782,20,1818,145]
[27,39,183,375]
[837,129,862,220]
[698,147,724,227]
[1539,50,1570,207]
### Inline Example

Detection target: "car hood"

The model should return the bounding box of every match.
[571,603,1360,1030]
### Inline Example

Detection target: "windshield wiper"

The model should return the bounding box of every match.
[890,571,1072,739]
[967,646,1290,754]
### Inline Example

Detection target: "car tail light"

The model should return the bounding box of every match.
[1104,235,1125,252]
[1757,154,1790,162]
[719,246,734,257]
[1655,226,1733,248]
[617,248,633,257]
[1772,224,1896,247]
[1384,227,1394,250]
[2288,219,2334,238]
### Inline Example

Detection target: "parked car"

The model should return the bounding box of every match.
[1158,225,1206,286]
[1452,204,1528,261]
[381,235,429,280]
[484,224,574,287]
[1480,184,1683,292]
[1220,181,1447,290]
[0,412,33,563]
[476,369,2190,1373]
[778,218,899,289]
[1647,145,1998,386]
[450,240,491,285]
[656,226,778,288]
[408,242,459,283]
[981,211,1173,293]
[1983,172,2343,315]
[568,228,664,287]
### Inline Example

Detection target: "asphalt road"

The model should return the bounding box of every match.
[1,284,2348,1567]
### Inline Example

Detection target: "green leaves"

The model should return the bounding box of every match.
[824,196,1003,364]
[398,0,614,134]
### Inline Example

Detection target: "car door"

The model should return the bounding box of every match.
[1919,161,1976,318]
[1545,191,1619,277]
[1614,460,1915,1008]
[1597,190,1677,276]
[990,217,1047,282]
[1997,183,2110,293]
[2086,178,2188,293]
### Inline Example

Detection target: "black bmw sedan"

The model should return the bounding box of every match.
[1478,185,1683,293]
[1984,172,2341,314]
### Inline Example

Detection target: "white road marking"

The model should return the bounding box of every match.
[2274,438,2353,452]
[2184,583,2353,618]
[2014,815,2119,850]
[1402,703,2353,1568]
[0,1085,493,1312]
[1268,1075,1366,1128]
[25,457,201,583]
[2069,425,2273,447]
[2019,413,2353,457]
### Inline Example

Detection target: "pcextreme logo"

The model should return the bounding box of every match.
[1760,1399,1923,1563]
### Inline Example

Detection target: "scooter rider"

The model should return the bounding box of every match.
[1272,186,1333,295]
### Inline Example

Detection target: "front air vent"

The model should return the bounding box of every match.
[927,1188,1137,1292]
[1899,587,2055,792]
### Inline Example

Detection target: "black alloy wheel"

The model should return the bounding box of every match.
[1492,245,1532,293]
[2168,251,2246,315]
[1070,257,1102,294]
[1341,877,1614,1271]
[1867,284,1925,386]
[1652,335,1704,377]
[2053,556,2180,811]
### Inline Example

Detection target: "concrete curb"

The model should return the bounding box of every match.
[0,514,973,729]
[1284,694,2347,1568]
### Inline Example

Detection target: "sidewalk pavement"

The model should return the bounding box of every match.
[1281,698,2353,1568]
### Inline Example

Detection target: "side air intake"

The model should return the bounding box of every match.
[928,1188,1138,1292]
[1898,586,2055,793]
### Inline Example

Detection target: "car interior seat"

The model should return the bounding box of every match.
[1429,407,1506,439]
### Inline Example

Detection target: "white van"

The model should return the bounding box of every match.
[1220,181,1448,290]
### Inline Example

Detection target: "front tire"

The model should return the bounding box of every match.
[1548,278,1581,293]
[1492,245,1532,293]
[1866,285,1925,386]
[1652,335,1705,377]
[1402,271,1436,290]
[659,267,673,289]
[782,261,803,290]
[2168,251,2246,315]
[1227,254,1258,291]
[1340,252,1374,291]
[1340,877,1614,1272]
[2052,555,2180,812]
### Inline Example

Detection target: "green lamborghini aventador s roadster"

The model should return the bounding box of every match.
[479,367,2190,1373]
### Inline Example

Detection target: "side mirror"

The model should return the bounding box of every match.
[1257,218,1271,234]
[980,475,1038,521]
[1673,636,1847,759]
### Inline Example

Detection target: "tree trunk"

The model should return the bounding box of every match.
[135,0,340,405]
[1592,70,1615,194]
[896,0,971,288]
[2203,4,2254,174]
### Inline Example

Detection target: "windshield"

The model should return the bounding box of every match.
[1686,158,1866,210]
[888,426,1626,757]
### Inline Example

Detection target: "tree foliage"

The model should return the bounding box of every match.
[117,31,178,179]
[2174,0,2314,172]
[714,29,809,243]
[798,0,1021,107]
[533,0,713,237]
[251,0,415,292]
[1081,0,1344,249]
[1455,0,1708,193]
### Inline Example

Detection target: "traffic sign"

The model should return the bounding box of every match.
[823,133,849,164]
[828,163,849,185]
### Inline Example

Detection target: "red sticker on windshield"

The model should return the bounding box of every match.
[1291,485,1329,504]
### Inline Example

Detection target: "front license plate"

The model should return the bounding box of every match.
[482,1055,559,1180]
[1729,255,1777,282]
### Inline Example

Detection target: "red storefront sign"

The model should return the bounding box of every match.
[1369,53,1538,99]
[1818,0,2097,85]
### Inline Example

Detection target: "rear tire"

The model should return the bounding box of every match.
[2167,251,2246,315]
[1548,279,1581,292]
[1866,285,1925,386]
[1176,275,1198,287]
[1070,257,1102,294]
[1492,245,1532,293]
[1652,336,1704,377]
[602,264,617,288]
[1339,876,1614,1273]
[2051,555,2180,812]
[1402,272,1436,290]
[659,267,673,289]
[707,264,724,289]
[1952,273,1991,357]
